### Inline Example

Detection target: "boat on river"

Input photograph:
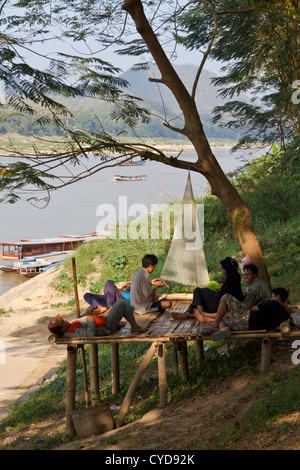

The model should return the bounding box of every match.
[119,159,145,166]
[0,232,107,261]
[0,251,73,277]
[113,175,147,181]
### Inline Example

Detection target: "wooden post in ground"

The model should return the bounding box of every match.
[78,345,89,407]
[89,343,100,405]
[158,342,167,407]
[261,338,272,371]
[116,342,158,428]
[196,339,204,363]
[66,345,77,439]
[111,343,120,395]
[72,257,80,318]
[173,341,180,374]
[179,341,189,381]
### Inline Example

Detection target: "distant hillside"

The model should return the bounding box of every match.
[0,63,246,140]
[121,63,223,114]
[119,63,242,139]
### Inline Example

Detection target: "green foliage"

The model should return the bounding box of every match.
[179,0,299,159]
[108,252,128,270]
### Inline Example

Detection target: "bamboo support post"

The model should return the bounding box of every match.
[280,320,291,337]
[66,345,77,439]
[196,339,204,363]
[116,341,159,428]
[89,343,100,405]
[173,345,179,374]
[111,343,120,395]
[158,343,167,407]
[261,337,272,371]
[179,341,189,381]
[78,345,89,407]
[72,257,80,318]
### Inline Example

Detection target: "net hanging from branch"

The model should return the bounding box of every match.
[161,171,209,286]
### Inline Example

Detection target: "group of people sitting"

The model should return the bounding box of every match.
[48,254,291,341]
[179,257,290,341]
[48,254,171,339]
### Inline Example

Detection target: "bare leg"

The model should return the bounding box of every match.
[172,311,195,319]
[161,300,172,310]
[210,295,229,330]
[194,309,216,323]
[128,315,145,333]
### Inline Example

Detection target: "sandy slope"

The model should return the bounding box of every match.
[0,267,81,420]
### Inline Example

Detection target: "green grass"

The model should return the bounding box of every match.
[206,364,300,449]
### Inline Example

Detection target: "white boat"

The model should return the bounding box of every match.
[113,175,147,181]
[119,159,145,166]
[14,252,73,277]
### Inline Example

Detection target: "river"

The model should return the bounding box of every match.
[0,147,263,297]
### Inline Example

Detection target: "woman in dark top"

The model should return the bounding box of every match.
[218,257,245,302]
[174,257,244,319]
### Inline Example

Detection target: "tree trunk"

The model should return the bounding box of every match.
[123,0,271,286]
[198,155,270,285]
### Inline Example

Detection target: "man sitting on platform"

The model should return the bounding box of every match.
[248,287,290,332]
[48,298,145,338]
[130,254,172,314]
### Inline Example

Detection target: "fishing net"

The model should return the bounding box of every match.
[161,171,209,286]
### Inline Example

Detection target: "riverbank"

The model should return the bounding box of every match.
[0,134,237,156]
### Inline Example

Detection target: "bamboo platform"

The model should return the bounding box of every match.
[51,295,300,438]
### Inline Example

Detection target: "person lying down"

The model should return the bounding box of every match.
[48,299,145,338]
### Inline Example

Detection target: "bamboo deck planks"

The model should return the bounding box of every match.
[53,299,300,345]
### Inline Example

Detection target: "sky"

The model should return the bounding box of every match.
[6,0,224,79]
[19,34,223,77]
[114,47,223,76]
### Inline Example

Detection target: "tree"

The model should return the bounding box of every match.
[2,0,297,285]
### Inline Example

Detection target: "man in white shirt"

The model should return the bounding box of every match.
[130,254,172,314]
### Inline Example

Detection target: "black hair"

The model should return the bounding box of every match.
[142,254,158,268]
[48,325,64,338]
[220,258,238,270]
[243,263,258,275]
[272,287,289,303]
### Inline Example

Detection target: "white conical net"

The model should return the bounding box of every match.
[161,171,209,286]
